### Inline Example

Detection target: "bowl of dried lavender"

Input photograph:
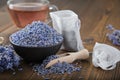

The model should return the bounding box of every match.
[9,21,63,62]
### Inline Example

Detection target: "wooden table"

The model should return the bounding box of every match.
[0,0,120,80]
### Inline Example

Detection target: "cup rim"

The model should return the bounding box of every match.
[7,0,50,11]
[7,0,50,5]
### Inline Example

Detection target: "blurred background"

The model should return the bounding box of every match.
[0,0,7,10]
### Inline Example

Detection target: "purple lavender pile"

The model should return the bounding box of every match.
[106,24,120,45]
[0,45,20,72]
[33,55,81,75]
[10,21,63,47]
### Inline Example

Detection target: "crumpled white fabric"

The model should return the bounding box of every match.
[92,42,120,70]
[50,10,84,51]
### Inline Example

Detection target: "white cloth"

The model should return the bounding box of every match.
[50,10,84,51]
[92,42,120,70]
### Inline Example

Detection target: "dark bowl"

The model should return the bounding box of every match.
[9,36,63,63]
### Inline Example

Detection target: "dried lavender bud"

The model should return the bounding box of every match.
[33,55,81,75]
[12,72,16,75]
[106,24,114,30]
[18,67,23,71]
[0,45,21,72]
[11,21,63,47]
[44,78,50,80]
[106,24,120,45]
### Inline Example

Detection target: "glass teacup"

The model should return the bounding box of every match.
[7,0,58,28]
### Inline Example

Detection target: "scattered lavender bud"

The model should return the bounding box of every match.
[44,78,50,80]
[33,55,81,75]
[0,45,21,72]
[11,21,63,47]
[106,24,114,30]
[12,72,16,75]
[106,24,120,45]
[18,67,23,71]
[0,66,4,72]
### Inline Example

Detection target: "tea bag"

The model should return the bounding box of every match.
[92,42,120,70]
[50,10,84,51]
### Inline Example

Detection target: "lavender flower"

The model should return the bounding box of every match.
[33,55,81,75]
[10,21,63,47]
[0,45,21,72]
[106,24,120,45]
[106,24,115,30]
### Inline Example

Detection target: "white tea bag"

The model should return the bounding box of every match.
[50,10,84,51]
[92,42,120,70]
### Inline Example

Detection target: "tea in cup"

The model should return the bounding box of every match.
[7,0,58,28]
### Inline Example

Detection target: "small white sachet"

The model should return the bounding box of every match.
[92,42,120,70]
[50,10,84,51]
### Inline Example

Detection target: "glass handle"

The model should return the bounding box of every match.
[47,5,58,24]
[49,5,59,12]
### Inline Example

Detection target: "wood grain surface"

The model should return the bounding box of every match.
[0,0,120,80]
